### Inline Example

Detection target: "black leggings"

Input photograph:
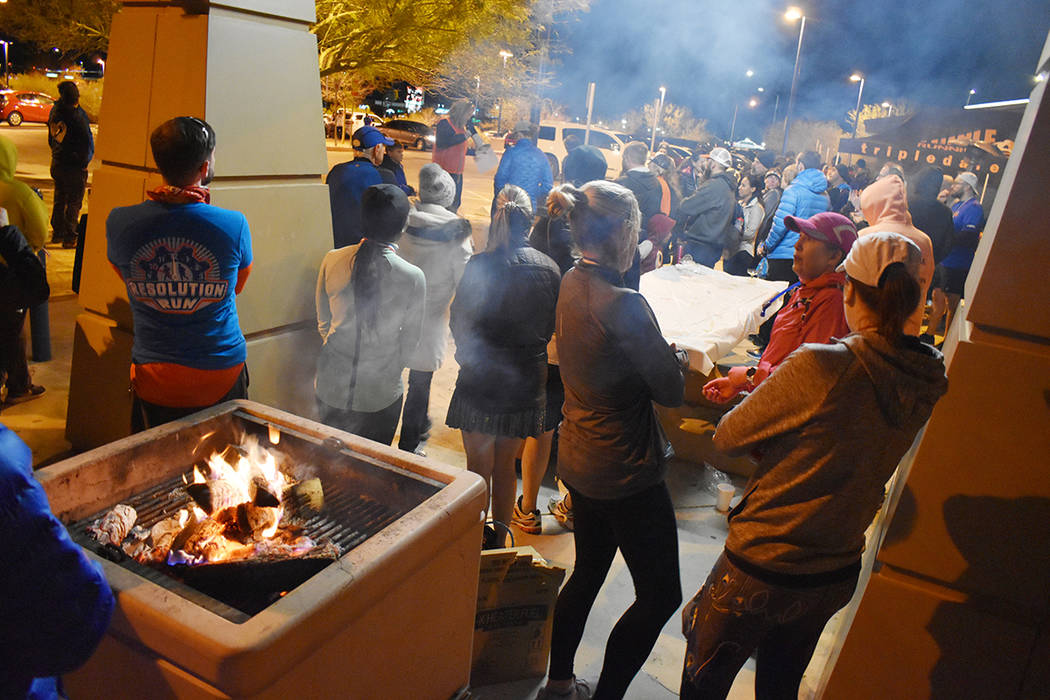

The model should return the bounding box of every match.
[549,481,681,699]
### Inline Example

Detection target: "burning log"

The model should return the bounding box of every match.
[286,478,324,514]
[186,479,243,515]
[251,476,280,508]
[150,513,186,553]
[236,502,280,541]
[89,504,137,546]
[121,526,151,558]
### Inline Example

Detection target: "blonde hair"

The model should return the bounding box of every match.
[487,184,533,252]
[448,99,474,127]
[782,163,800,187]
[547,180,640,272]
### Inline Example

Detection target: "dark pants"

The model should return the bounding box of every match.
[50,164,88,243]
[549,481,681,699]
[131,366,249,433]
[680,552,858,700]
[683,241,722,268]
[723,251,755,277]
[398,369,433,452]
[450,172,464,212]
[0,307,31,395]
[318,394,403,446]
[757,258,799,346]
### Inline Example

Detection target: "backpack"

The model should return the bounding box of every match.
[0,225,49,311]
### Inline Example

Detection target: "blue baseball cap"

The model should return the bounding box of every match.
[352,125,394,150]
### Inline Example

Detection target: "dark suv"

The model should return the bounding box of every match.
[377,119,435,150]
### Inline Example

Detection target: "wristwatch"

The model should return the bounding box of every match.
[745,366,758,388]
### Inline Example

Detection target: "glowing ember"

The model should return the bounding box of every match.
[268,424,281,445]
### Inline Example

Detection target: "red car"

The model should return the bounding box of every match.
[0,91,57,126]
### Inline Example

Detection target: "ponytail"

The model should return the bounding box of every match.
[550,180,639,272]
[849,262,921,342]
[487,184,533,252]
[350,240,387,336]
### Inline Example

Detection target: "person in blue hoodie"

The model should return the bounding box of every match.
[753,151,830,347]
[758,151,830,285]
[492,120,553,215]
[0,424,115,699]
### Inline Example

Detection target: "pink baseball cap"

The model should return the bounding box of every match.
[837,231,922,287]
[784,212,858,255]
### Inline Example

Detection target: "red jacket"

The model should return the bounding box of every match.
[760,271,848,374]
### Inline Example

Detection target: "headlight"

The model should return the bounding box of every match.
[426,135,435,142]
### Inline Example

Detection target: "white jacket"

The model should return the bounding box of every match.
[397,203,473,371]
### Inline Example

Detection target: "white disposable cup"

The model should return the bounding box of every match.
[716,483,735,512]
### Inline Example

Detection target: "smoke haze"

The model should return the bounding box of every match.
[548,0,1049,139]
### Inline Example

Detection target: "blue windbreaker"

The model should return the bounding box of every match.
[764,168,830,260]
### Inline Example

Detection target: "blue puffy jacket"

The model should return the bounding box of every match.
[0,425,115,699]
[763,168,830,259]
[493,139,554,213]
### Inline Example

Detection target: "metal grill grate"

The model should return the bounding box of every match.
[69,470,405,622]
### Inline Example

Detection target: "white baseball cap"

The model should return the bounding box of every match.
[838,231,921,288]
[955,171,979,192]
[706,147,732,169]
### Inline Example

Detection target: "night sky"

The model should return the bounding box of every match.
[546,0,1050,139]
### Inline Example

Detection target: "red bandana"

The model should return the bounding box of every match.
[146,185,211,205]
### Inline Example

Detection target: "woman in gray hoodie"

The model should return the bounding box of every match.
[396,164,473,454]
[681,232,948,699]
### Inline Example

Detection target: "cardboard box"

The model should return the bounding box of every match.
[471,546,566,686]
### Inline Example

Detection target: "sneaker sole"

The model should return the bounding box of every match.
[511,519,542,535]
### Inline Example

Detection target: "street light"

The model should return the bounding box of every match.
[729,96,760,144]
[96,57,105,77]
[849,73,865,140]
[781,7,807,154]
[496,49,513,133]
[881,101,893,116]
[966,88,976,106]
[0,40,9,87]
[650,85,666,151]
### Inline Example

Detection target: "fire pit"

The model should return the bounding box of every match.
[36,400,487,699]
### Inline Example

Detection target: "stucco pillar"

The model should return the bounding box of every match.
[67,1,331,449]
[822,31,1050,698]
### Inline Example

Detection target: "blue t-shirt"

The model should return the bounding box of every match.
[943,197,984,270]
[107,200,252,369]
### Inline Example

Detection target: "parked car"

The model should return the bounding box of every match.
[0,90,56,126]
[536,122,625,179]
[377,119,435,150]
[326,109,384,139]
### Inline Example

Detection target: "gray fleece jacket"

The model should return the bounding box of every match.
[715,332,948,575]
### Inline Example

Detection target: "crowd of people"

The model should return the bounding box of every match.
[315,104,958,698]
[0,95,976,696]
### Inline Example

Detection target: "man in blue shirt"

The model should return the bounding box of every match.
[327,125,394,248]
[107,117,253,431]
[928,170,984,340]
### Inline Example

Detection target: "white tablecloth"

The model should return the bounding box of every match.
[639,262,790,375]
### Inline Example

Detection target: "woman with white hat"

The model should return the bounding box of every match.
[681,232,949,699]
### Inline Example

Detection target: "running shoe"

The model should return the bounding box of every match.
[512,495,542,534]
[5,384,45,405]
[548,494,574,531]
[536,677,591,699]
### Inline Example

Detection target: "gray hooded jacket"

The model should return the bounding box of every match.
[715,332,948,575]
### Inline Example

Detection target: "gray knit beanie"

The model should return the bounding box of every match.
[418,163,456,207]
